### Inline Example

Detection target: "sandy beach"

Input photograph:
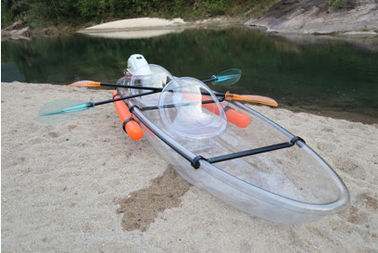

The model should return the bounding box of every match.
[78,17,242,39]
[2,82,377,252]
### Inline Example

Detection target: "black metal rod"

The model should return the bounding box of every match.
[101,82,225,99]
[94,91,157,106]
[140,99,221,111]
[207,141,294,164]
[101,83,163,91]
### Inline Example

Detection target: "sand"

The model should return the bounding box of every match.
[2,82,378,252]
[85,17,187,31]
[82,29,185,40]
[79,17,187,39]
[78,17,241,39]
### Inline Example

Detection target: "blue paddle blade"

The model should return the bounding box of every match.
[211,68,241,86]
[38,99,94,124]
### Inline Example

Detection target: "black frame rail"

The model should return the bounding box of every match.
[190,136,305,169]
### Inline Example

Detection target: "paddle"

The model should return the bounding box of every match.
[203,68,242,86]
[40,68,276,123]
[69,79,277,106]
[39,88,277,122]
[39,90,157,118]
[38,90,221,123]
[70,80,163,90]
[69,68,242,89]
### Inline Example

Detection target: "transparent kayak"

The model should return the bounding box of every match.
[114,76,349,224]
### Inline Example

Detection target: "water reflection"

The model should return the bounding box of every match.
[2,61,25,82]
[2,27,377,123]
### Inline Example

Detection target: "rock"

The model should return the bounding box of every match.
[2,26,31,41]
[3,20,25,31]
[245,0,378,35]
[41,26,60,36]
[2,20,31,41]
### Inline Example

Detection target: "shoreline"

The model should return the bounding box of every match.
[2,82,378,252]
[279,104,378,126]
[4,11,377,41]
[76,16,378,49]
[79,15,378,38]
[2,80,376,125]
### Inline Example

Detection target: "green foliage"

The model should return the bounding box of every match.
[192,0,228,17]
[1,0,29,27]
[76,0,101,19]
[1,0,272,28]
[328,0,348,11]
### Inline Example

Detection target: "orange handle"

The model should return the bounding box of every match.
[201,100,250,128]
[69,80,101,87]
[225,91,278,107]
[112,90,143,141]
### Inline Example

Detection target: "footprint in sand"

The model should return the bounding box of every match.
[116,166,191,232]
[339,206,369,225]
[316,142,336,153]
[339,193,377,226]
[48,132,60,138]
[355,193,378,212]
[336,158,366,180]
[67,125,77,131]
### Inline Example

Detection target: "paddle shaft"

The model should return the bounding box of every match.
[100,82,225,99]
[100,82,163,91]
[95,83,278,108]
[101,73,229,90]
[98,84,277,106]
[93,90,157,106]
[100,82,220,93]
[95,90,222,108]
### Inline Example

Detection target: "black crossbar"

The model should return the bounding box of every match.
[204,136,305,165]
[207,142,293,164]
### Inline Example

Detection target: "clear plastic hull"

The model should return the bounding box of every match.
[118,88,350,224]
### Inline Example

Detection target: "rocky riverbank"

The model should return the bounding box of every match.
[245,0,378,35]
[1,20,80,41]
[3,0,378,41]
[1,21,31,40]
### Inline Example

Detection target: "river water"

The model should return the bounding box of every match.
[2,27,378,123]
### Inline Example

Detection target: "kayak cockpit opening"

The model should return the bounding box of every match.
[119,54,174,106]
[121,54,228,140]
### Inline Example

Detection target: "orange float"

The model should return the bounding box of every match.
[112,90,143,140]
[184,93,250,128]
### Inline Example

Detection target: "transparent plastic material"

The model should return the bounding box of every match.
[211,68,241,86]
[159,77,227,139]
[38,99,90,124]
[117,87,350,224]
[117,64,173,107]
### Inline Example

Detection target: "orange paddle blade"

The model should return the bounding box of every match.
[69,80,101,87]
[225,91,278,107]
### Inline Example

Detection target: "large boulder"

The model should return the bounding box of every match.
[2,21,31,40]
[245,0,378,35]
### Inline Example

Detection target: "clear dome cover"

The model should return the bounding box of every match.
[159,77,227,139]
